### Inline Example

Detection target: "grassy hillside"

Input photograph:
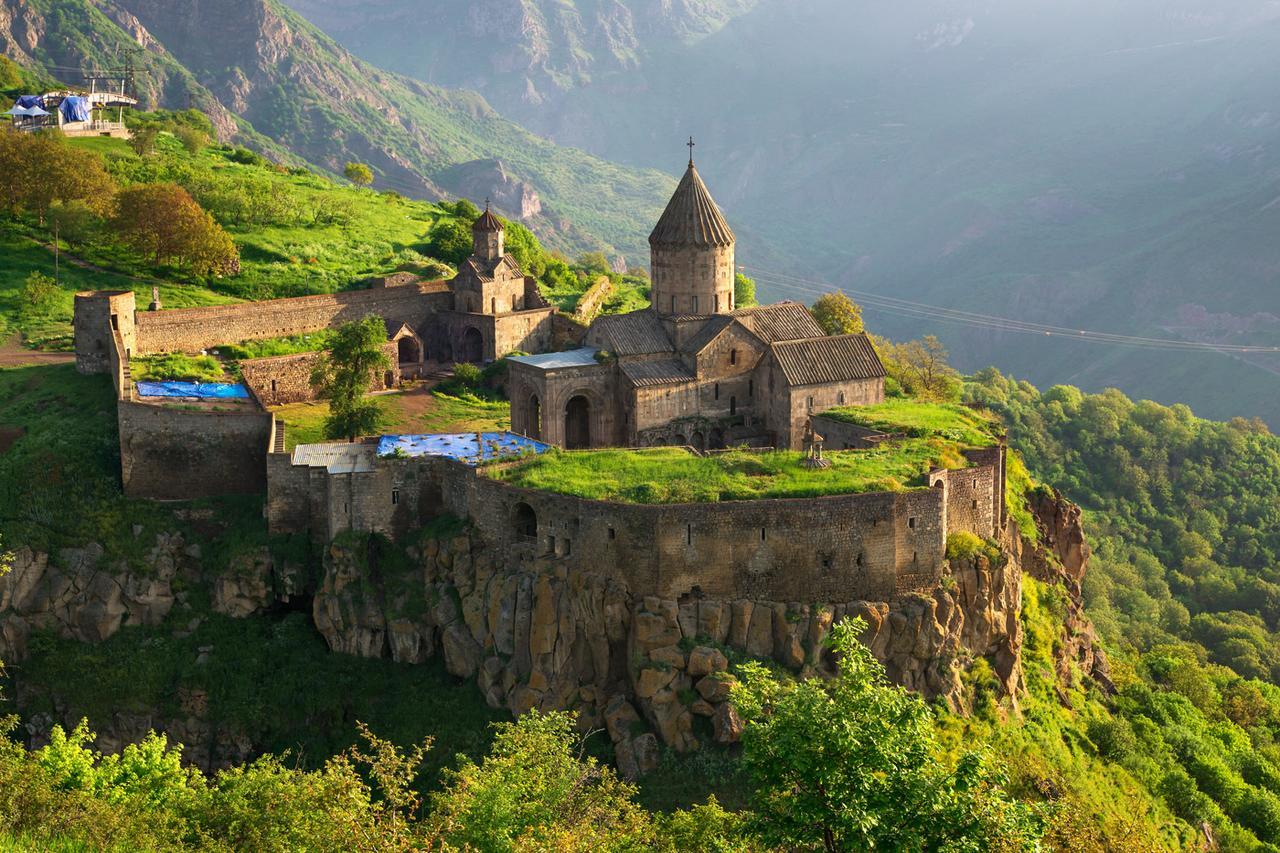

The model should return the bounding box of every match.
[1,0,675,259]
[0,129,643,352]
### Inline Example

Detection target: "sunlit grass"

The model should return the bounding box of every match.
[822,399,1000,447]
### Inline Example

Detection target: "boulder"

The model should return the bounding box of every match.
[687,646,728,678]
[712,703,744,744]
[695,673,736,704]
[442,623,482,679]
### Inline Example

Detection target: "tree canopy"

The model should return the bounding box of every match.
[310,316,392,442]
[343,162,374,187]
[810,291,863,336]
[111,183,239,276]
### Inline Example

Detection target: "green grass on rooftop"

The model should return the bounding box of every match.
[487,439,974,504]
[821,399,1000,447]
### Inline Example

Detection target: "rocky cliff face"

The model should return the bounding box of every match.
[0,491,1107,776]
[306,518,1031,775]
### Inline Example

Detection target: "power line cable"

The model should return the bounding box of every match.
[742,266,1280,355]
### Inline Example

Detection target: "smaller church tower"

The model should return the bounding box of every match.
[473,202,505,266]
[649,139,736,317]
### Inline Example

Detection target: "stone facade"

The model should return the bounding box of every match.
[239,344,400,408]
[267,436,1006,607]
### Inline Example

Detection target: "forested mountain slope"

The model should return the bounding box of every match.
[292,0,1280,427]
[0,0,674,257]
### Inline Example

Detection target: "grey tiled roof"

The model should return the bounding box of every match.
[621,359,696,387]
[589,309,673,356]
[649,164,735,248]
[732,302,825,343]
[771,333,886,387]
[682,315,735,354]
[508,348,601,370]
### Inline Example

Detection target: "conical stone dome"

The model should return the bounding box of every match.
[648,163,735,249]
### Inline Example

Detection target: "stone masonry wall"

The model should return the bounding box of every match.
[239,343,399,407]
[118,400,272,499]
[132,284,452,355]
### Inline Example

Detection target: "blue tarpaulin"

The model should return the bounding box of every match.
[15,95,43,109]
[59,96,90,123]
[136,381,250,400]
[377,432,550,466]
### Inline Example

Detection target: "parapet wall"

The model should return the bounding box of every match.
[132,283,452,355]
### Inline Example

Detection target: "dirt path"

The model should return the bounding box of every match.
[0,335,74,367]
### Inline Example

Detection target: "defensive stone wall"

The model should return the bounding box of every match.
[812,415,899,450]
[74,291,137,375]
[571,276,614,323]
[131,283,452,355]
[118,400,273,499]
[239,343,400,407]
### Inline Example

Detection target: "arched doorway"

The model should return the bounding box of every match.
[397,336,421,365]
[674,433,687,447]
[565,395,591,449]
[528,394,542,440]
[709,428,726,450]
[513,502,537,539]
[461,327,484,364]
[690,431,705,451]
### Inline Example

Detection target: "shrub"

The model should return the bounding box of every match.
[946,531,984,561]
[453,362,482,389]
[20,272,60,317]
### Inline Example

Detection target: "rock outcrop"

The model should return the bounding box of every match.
[310,522,1030,773]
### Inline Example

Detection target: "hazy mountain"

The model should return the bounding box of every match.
[0,0,675,257]
[287,0,1280,425]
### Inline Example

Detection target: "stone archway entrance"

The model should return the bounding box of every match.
[709,428,726,450]
[690,430,705,452]
[461,327,484,364]
[565,395,591,449]
[397,336,421,365]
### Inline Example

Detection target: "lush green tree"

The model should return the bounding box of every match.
[174,125,209,154]
[428,711,654,851]
[128,126,160,158]
[110,183,239,275]
[344,161,374,187]
[734,272,757,308]
[311,316,392,442]
[19,271,59,317]
[450,197,481,220]
[577,251,613,278]
[810,291,864,336]
[0,56,22,89]
[0,129,116,224]
[732,618,1042,852]
[425,217,474,266]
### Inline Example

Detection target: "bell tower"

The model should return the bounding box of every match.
[472,201,505,266]
[648,139,736,317]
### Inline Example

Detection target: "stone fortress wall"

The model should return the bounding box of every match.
[131,283,453,356]
[267,435,1007,607]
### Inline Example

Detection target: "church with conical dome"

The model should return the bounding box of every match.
[508,147,886,452]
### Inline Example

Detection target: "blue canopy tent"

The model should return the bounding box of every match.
[59,96,91,123]
[14,95,43,109]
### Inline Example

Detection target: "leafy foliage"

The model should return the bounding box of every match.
[343,161,374,187]
[733,618,1041,851]
[309,317,392,441]
[810,291,863,336]
[111,183,239,275]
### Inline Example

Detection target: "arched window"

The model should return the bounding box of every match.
[714,383,720,400]
[730,348,737,365]
[837,391,846,405]
[513,503,537,539]
[730,396,737,416]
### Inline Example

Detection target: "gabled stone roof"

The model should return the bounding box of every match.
[682,315,735,354]
[461,253,523,283]
[770,333,887,387]
[731,302,825,343]
[588,309,673,356]
[649,163,735,248]
[621,359,697,388]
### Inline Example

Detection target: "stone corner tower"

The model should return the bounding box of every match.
[472,202,505,265]
[649,143,736,317]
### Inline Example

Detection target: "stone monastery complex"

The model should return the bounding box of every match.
[73,152,1009,609]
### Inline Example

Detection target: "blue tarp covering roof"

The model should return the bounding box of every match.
[136,381,250,400]
[15,95,43,109]
[377,432,550,466]
[59,96,90,123]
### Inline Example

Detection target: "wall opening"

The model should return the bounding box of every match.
[608,527,616,540]
[709,428,725,450]
[857,552,864,567]
[714,383,720,400]
[729,396,737,416]
[562,537,572,556]
[674,433,687,447]
[461,327,484,364]
[391,489,400,505]
[730,348,737,365]
[565,395,592,449]
[908,517,917,529]
[838,391,846,405]
[513,502,538,539]
[749,379,754,398]
[687,524,693,545]
[397,336,421,365]
[760,527,767,542]
[690,430,705,451]
[528,394,542,440]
